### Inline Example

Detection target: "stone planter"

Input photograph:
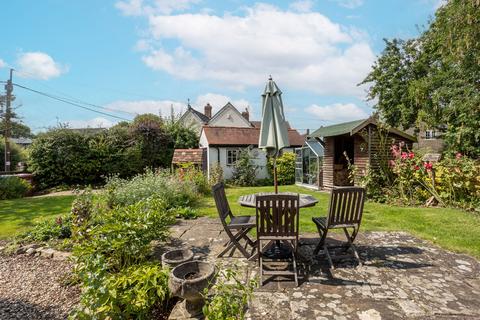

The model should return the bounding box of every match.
[162,249,194,269]
[168,261,215,319]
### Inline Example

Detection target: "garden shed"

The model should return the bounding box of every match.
[308,117,416,189]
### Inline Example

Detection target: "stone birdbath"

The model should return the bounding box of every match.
[162,249,194,269]
[168,261,215,319]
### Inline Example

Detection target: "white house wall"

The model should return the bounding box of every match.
[179,112,203,134]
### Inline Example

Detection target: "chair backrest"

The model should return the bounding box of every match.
[212,183,233,224]
[256,194,300,238]
[327,187,365,227]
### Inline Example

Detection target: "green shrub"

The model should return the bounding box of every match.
[72,259,170,320]
[209,163,224,186]
[203,268,256,320]
[103,170,199,209]
[230,149,257,187]
[267,152,296,185]
[172,206,198,219]
[73,196,175,271]
[0,176,31,199]
[19,215,72,242]
[179,165,210,195]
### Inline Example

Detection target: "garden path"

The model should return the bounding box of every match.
[158,217,480,320]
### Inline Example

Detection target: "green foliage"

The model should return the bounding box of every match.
[165,120,199,149]
[362,0,480,157]
[230,149,258,187]
[178,164,210,195]
[209,163,224,186]
[0,139,27,171]
[267,152,296,185]
[103,170,199,209]
[203,268,256,320]
[172,206,198,219]
[130,114,174,168]
[73,197,175,271]
[72,260,170,320]
[70,190,94,239]
[18,214,72,242]
[0,176,31,199]
[27,129,99,188]
[0,121,34,138]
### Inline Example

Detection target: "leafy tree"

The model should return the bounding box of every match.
[165,121,199,149]
[362,0,480,157]
[231,149,257,186]
[129,114,174,168]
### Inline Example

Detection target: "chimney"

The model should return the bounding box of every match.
[241,107,249,121]
[204,103,212,118]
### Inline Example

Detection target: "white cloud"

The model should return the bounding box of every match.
[194,93,250,114]
[66,117,115,129]
[306,103,369,122]
[289,0,314,13]
[105,99,187,117]
[332,0,364,9]
[116,0,200,16]
[17,52,67,80]
[0,59,5,68]
[104,93,251,119]
[139,4,375,96]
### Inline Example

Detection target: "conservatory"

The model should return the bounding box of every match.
[295,137,324,189]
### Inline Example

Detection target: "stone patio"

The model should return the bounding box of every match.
[156,217,480,319]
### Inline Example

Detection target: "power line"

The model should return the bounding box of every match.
[13,83,132,121]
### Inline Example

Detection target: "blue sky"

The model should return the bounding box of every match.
[0,0,440,133]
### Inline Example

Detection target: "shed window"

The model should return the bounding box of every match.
[226,149,240,166]
[425,130,436,140]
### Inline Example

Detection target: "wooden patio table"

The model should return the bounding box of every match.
[238,192,318,209]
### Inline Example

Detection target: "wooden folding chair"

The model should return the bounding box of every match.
[312,186,366,269]
[256,194,300,286]
[212,183,256,259]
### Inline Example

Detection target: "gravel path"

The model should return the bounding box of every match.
[0,253,80,320]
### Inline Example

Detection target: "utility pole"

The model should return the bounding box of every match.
[3,69,13,172]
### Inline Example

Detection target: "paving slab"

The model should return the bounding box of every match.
[163,218,480,320]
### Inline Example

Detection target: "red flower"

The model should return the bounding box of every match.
[408,152,415,159]
[456,152,462,159]
[401,152,408,160]
[414,165,420,171]
[423,162,433,171]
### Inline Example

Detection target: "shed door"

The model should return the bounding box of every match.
[295,148,303,184]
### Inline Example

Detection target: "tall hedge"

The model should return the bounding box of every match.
[27,115,199,189]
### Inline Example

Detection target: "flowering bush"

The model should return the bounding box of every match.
[389,143,480,210]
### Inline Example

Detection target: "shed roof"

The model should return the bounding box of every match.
[172,149,204,164]
[310,119,366,138]
[310,118,416,142]
[202,126,305,147]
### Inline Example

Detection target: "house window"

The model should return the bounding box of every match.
[226,149,240,166]
[425,130,436,140]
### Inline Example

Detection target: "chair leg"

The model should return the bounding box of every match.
[343,227,362,267]
[324,242,334,269]
[313,227,328,255]
[292,241,299,286]
[218,227,253,259]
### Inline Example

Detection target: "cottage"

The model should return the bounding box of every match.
[200,126,304,180]
[300,117,416,189]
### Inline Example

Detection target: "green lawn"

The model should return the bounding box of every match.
[197,185,480,259]
[0,195,75,238]
[1,185,479,259]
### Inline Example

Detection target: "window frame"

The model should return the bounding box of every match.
[226,148,241,166]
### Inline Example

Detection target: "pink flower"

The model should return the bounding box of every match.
[401,152,408,160]
[408,152,415,159]
[456,152,462,159]
[389,160,396,167]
